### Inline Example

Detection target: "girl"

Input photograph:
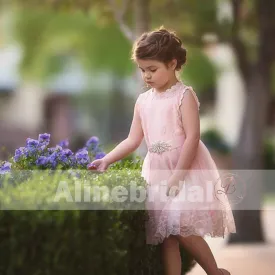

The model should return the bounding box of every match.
[88,27,236,275]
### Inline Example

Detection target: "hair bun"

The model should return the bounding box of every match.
[159,33,171,47]
[132,26,187,71]
[175,47,187,70]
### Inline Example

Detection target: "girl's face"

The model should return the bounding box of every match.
[136,58,177,90]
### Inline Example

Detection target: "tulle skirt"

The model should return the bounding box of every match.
[142,140,236,245]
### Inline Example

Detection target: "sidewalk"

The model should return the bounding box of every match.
[189,204,275,275]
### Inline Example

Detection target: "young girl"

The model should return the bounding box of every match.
[88,27,236,275]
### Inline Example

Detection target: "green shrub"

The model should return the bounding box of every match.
[201,128,231,155]
[0,164,196,275]
[263,139,275,193]
[263,139,275,170]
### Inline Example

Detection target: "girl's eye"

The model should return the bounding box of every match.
[150,69,157,72]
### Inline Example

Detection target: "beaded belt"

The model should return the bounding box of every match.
[148,136,185,155]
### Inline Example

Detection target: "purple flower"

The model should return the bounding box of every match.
[48,152,58,168]
[56,149,73,164]
[0,161,11,174]
[38,144,47,152]
[48,147,55,154]
[76,147,87,154]
[14,147,27,162]
[76,148,88,159]
[26,138,39,148]
[86,136,99,149]
[55,145,63,151]
[48,145,62,155]
[62,150,75,165]
[58,152,68,163]
[36,156,48,167]
[59,155,68,163]
[62,149,73,157]
[95,152,106,160]
[25,147,37,156]
[58,139,69,148]
[69,155,77,166]
[75,148,90,165]
[38,133,51,145]
[49,152,58,160]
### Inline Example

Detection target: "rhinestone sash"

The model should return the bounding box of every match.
[148,136,185,154]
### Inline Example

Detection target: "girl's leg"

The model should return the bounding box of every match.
[175,234,221,275]
[162,235,182,275]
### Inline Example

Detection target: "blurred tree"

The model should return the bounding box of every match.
[12,8,133,79]
[11,7,135,143]
[11,0,218,146]
[11,0,217,91]
[223,0,275,243]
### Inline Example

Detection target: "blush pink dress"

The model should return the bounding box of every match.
[136,81,236,245]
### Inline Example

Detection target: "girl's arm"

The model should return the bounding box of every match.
[103,98,144,165]
[171,89,200,181]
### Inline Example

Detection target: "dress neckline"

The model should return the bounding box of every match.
[152,81,184,99]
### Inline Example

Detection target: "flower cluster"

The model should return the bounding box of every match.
[11,133,106,171]
[0,161,12,175]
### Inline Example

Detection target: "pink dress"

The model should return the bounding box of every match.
[136,81,236,245]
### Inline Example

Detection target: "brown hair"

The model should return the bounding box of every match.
[131,26,187,71]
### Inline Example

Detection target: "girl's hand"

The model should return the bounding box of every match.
[87,157,110,173]
[166,177,181,197]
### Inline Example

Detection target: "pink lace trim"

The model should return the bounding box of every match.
[178,86,200,110]
[151,81,184,99]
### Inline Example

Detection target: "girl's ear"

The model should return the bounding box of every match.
[168,59,177,70]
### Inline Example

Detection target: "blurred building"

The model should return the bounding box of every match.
[0,43,85,159]
[0,41,139,161]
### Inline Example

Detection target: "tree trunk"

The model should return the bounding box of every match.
[228,69,269,243]
[134,0,150,36]
[228,0,275,244]
[108,0,151,144]
[133,0,151,157]
[133,0,151,91]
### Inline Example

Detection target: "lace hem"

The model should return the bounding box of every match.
[145,208,236,245]
[147,228,229,245]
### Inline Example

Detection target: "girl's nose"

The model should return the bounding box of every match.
[145,72,151,79]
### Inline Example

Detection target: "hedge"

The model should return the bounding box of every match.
[0,164,196,275]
